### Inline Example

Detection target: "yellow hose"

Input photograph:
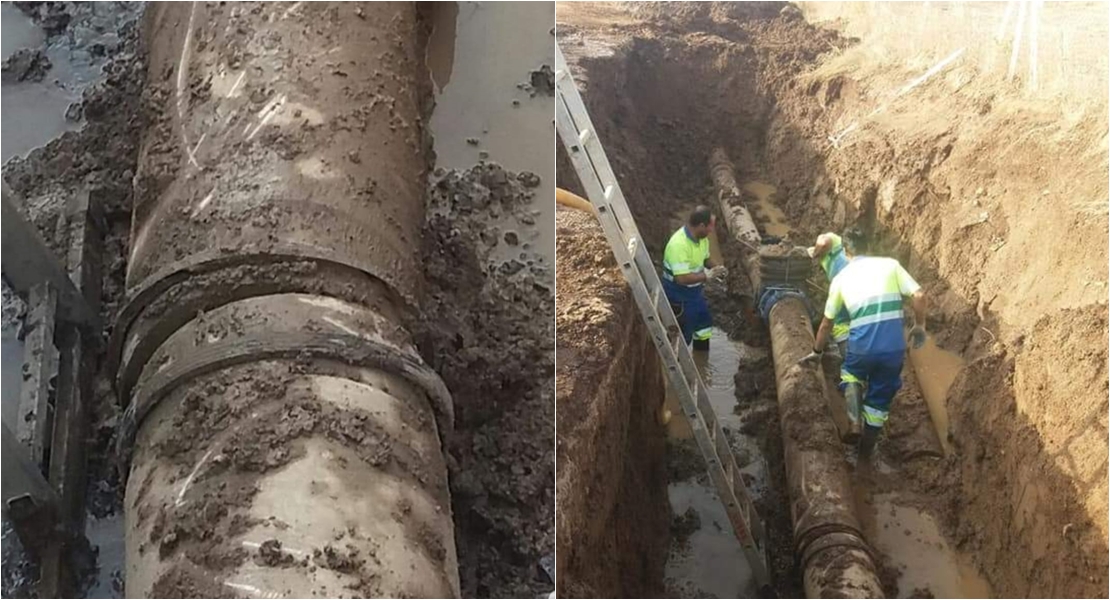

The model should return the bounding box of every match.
[556,187,596,216]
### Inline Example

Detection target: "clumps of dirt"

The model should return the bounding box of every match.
[524,65,555,96]
[665,439,705,482]
[149,565,229,600]
[147,485,255,569]
[670,508,701,547]
[133,358,445,597]
[151,361,431,486]
[412,163,554,598]
[1,48,52,83]
[732,346,803,599]
[13,2,73,36]
[255,539,295,568]
[313,544,365,574]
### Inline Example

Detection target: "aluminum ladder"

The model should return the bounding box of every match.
[554,45,771,589]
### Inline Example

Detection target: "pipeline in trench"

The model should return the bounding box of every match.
[653,153,990,598]
[558,2,1109,597]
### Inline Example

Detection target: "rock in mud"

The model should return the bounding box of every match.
[1,48,52,83]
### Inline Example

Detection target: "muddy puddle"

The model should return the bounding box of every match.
[742,181,791,238]
[660,213,769,598]
[860,493,991,598]
[663,325,768,598]
[1,2,78,162]
[909,338,965,455]
[425,1,555,280]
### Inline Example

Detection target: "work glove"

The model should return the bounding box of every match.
[909,325,926,349]
[799,347,823,365]
[707,265,728,281]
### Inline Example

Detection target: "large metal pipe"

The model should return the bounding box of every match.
[115,3,459,597]
[710,148,884,598]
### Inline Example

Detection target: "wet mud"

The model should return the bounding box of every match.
[414,164,555,598]
[2,1,145,596]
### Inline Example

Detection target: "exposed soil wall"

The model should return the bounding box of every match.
[557,2,1108,597]
[763,6,1108,595]
[554,210,669,598]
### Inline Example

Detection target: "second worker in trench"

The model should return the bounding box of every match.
[802,227,929,460]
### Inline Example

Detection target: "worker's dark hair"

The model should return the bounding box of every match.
[842,227,869,254]
[689,205,713,227]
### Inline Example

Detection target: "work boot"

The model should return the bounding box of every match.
[843,382,863,432]
[692,339,710,352]
[857,424,881,460]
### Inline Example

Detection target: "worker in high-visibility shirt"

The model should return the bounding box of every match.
[662,206,726,351]
[802,228,928,459]
[808,232,851,356]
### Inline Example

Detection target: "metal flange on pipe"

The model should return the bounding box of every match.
[112,3,460,597]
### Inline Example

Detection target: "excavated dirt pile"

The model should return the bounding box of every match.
[558,2,1107,597]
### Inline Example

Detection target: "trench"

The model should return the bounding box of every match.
[554,3,1098,597]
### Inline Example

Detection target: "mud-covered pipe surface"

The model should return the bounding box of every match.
[118,3,459,597]
[708,148,761,291]
[710,149,884,598]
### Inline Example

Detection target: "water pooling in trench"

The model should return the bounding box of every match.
[660,187,990,597]
[909,338,966,455]
[859,493,991,598]
[662,327,769,599]
[660,216,769,598]
[425,1,556,281]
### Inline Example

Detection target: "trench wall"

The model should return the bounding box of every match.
[554,210,669,598]
[768,6,1108,597]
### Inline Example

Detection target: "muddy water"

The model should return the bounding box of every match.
[909,338,965,455]
[0,2,85,162]
[861,493,991,598]
[660,210,771,597]
[85,514,125,598]
[742,181,791,238]
[663,327,767,598]
[425,1,555,278]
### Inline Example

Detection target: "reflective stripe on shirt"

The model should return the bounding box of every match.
[662,226,709,288]
[824,256,921,355]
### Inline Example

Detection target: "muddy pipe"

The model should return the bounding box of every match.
[710,148,884,598]
[113,3,459,597]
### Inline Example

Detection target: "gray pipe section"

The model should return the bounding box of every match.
[115,3,459,597]
[711,148,884,598]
